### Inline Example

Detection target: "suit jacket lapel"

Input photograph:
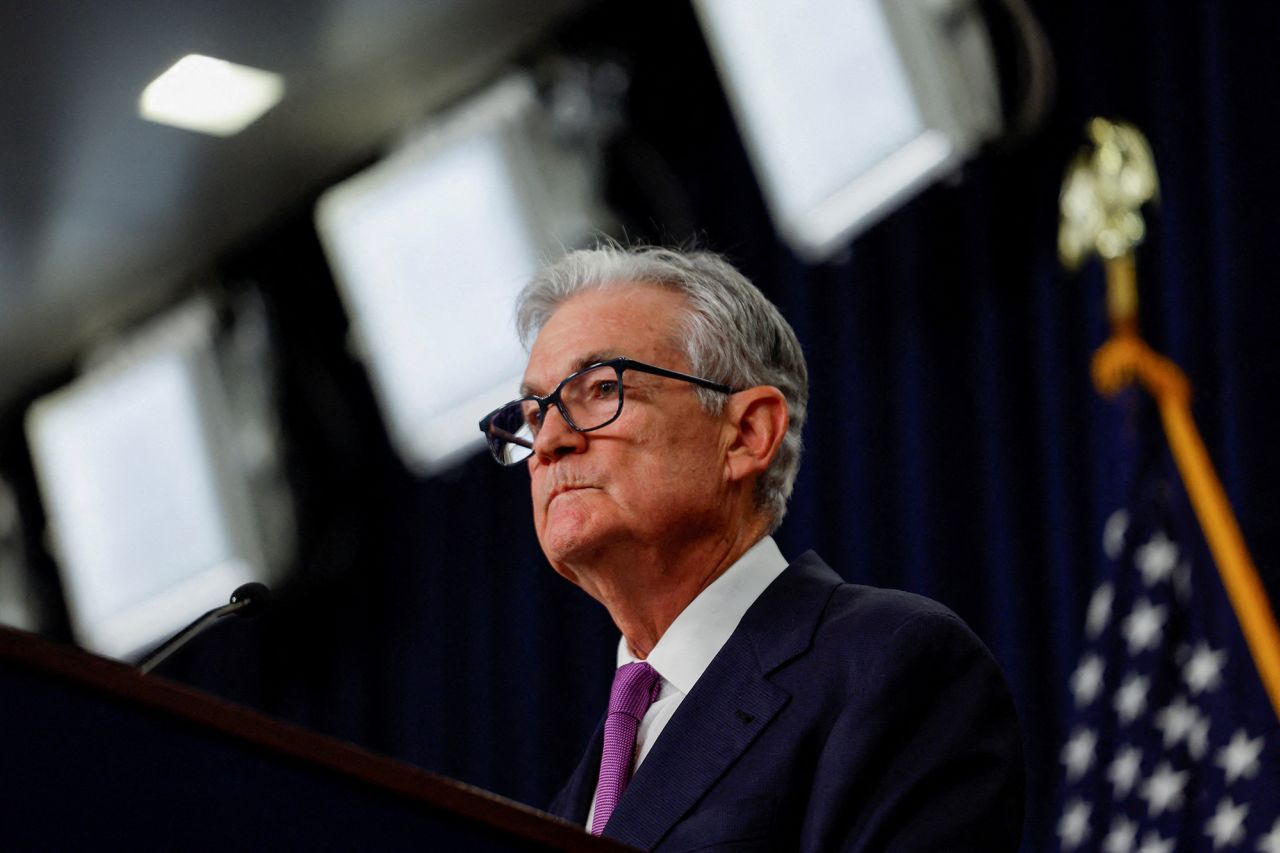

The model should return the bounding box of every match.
[603,552,842,850]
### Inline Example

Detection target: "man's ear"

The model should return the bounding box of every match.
[722,386,788,485]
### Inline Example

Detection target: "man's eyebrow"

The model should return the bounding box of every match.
[575,351,623,371]
[520,351,623,397]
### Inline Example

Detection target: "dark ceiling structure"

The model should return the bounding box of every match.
[0,0,591,405]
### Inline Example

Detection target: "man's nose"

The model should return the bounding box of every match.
[532,404,587,461]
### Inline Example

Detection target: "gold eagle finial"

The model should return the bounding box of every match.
[1058,117,1160,271]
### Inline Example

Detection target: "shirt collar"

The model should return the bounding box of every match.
[615,535,789,695]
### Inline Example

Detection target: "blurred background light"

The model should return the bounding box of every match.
[693,0,1002,261]
[315,73,613,474]
[139,53,285,137]
[25,302,271,660]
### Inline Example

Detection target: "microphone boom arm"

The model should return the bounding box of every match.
[138,583,269,674]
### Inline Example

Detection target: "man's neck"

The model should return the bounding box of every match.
[582,521,769,659]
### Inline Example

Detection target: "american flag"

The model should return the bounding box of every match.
[1055,456,1280,852]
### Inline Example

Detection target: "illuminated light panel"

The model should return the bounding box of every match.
[26,305,266,660]
[316,75,611,474]
[139,53,284,136]
[693,0,1001,261]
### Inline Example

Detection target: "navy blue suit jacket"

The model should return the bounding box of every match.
[548,552,1024,851]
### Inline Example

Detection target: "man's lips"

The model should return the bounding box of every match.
[547,484,599,502]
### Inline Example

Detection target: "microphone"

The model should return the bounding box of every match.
[138,582,271,674]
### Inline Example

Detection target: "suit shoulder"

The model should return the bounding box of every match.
[823,582,970,639]
[760,553,996,680]
[785,551,960,628]
[805,582,998,688]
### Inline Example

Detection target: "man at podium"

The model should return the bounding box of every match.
[479,244,1024,851]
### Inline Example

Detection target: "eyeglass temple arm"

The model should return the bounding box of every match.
[623,360,737,394]
[486,424,534,450]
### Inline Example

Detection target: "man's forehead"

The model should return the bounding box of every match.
[520,349,624,395]
[520,284,688,391]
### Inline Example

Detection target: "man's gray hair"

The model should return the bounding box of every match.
[515,244,808,532]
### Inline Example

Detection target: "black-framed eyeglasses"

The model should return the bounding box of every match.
[478,357,737,466]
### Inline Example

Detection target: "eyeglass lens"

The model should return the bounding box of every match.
[488,363,623,464]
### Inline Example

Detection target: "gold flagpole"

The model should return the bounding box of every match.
[1060,118,1280,721]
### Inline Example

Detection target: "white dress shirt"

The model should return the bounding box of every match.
[584,535,789,829]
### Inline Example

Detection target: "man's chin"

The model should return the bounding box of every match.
[539,529,601,567]
[539,494,596,543]
[537,518,613,575]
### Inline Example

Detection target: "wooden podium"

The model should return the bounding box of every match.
[0,626,633,851]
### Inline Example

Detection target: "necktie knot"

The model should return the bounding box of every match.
[608,660,663,720]
[592,661,662,836]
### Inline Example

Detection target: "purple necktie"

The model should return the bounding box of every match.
[591,661,663,836]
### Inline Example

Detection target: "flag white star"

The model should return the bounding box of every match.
[1123,599,1168,655]
[1136,831,1174,853]
[1140,761,1188,816]
[1104,510,1130,559]
[1062,727,1098,781]
[1216,729,1264,785]
[1257,817,1280,853]
[1103,815,1139,853]
[1088,583,1116,639]
[1107,745,1143,798]
[1071,654,1106,708]
[1114,674,1150,724]
[1135,530,1179,585]
[1205,797,1248,849]
[1155,695,1200,749]
[1184,642,1228,694]
[1058,798,1092,850]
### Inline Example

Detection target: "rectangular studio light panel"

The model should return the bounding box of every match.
[693,0,1001,261]
[26,305,267,660]
[316,75,609,474]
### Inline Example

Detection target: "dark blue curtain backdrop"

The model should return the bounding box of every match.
[150,2,1280,851]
